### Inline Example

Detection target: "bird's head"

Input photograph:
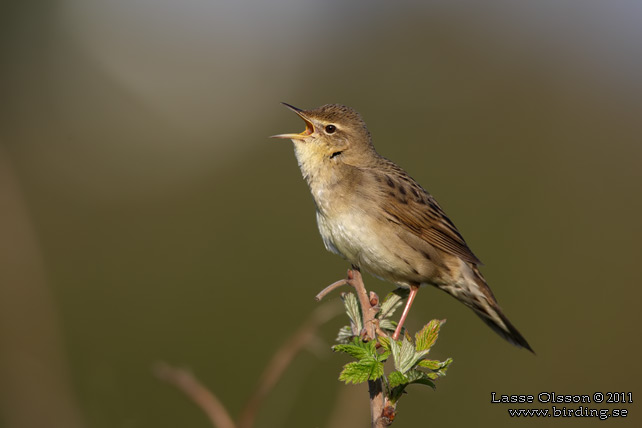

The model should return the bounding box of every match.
[271,103,376,167]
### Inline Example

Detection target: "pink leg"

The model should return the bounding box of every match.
[392,285,419,341]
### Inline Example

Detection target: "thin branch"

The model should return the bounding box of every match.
[156,302,341,428]
[348,271,379,339]
[317,270,389,428]
[0,146,86,428]
[153,362,236,428]
[237,302,342,428]
[348,271,388,428]
[315,278,348,301]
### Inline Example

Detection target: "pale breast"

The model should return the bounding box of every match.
[315,207,436,286]
[303,155,446,286]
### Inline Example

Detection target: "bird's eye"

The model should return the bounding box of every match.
[325,124,336,134]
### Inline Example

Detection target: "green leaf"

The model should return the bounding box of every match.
[387,370,435,404]
[440,357,453,372]
[338,358,384,384]
[389,338,401,371]
[386,369,436,404]
[378,336,391,352]
[390,337,424,373]
[375,337,391,362]
[405,369,436,389]
[415,319,446,352]
[417,357,453,375]
[339,362,370,384]
[416,359,441,370]
[387,370,408,388]
[398,337,417,372]
[378,349,391,362]
[410,377,436,389]
[387,385,407,404]
[335,326,353,344]
[333,338,377,360]
[341,292,363,333]
[379,319,397,333]
[333,344,369,360]
[378,288,410,321]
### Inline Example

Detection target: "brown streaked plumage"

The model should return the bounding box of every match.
[272,103,533,352]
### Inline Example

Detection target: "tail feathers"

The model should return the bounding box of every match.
[474,304,535,354]
[460,264,534,353]
[439,262,534,352]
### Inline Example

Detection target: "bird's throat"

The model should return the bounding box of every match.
[292,142,346,215]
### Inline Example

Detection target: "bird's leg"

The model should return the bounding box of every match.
[392,285,419,341]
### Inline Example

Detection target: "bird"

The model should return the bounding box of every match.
[272,103,533,352]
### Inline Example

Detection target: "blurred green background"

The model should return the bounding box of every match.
[1,1,641,427]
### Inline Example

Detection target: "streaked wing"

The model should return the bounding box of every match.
[371,161,482,265]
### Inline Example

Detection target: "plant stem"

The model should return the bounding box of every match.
[318,269,390,427]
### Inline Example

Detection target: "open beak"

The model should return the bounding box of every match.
[270,103,315,140]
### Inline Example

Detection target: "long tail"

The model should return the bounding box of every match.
[441,264,534,353]
[474,299,534,353]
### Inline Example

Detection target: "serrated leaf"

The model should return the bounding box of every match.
[415,319,446,352]
[378,350,391,362]
[333,344,369,360]
[406,369,436,389]
[336,326,353,344]
[378,336,391,352]
[440,357,453,371]
[376,337,392,362]
[417,359,442,370]
[341,292,363,333]
[367,359,385,380]
[410,377,436,389]
[390,336,434,374]
[413,350,430,368]
[417,357,453,374]
[386,370,436,403]
[390,337,427,373]
[379,319,397,333]
[333,338,377,360]
[338,357,384,384]
[339,362,370,384]
[398,337,416,372]
[405,369,428,382]
[434,358,453,377]
[389,338,401,371]
[387,370,408,388]
[378,288,409,321]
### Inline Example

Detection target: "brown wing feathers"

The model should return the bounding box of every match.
[375,165,482,265]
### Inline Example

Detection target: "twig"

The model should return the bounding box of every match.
[155,302,341,428]
[153,362,236,428]
[348,271,388,428]
[237,303,341,428]
[0,146,86,428]
[348,271,378,339]
[315,278,348,301]
[317,269,389,428]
